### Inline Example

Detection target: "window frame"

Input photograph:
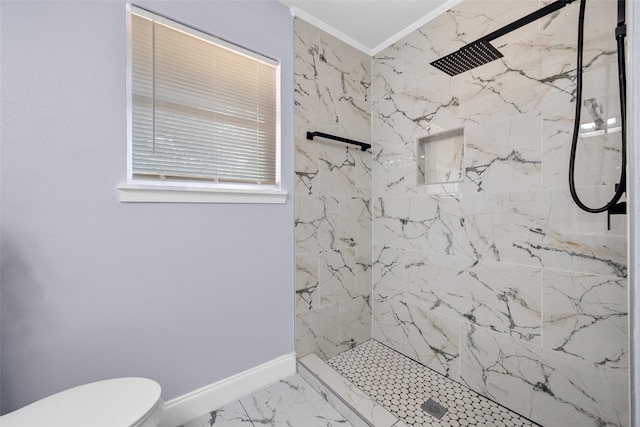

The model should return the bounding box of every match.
[118,4,287,204]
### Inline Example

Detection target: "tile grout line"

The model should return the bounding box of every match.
[237,399,256,427]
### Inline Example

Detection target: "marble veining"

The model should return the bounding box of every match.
[372,289,459,380]
[294,15,372,360]
[542,91,623,189]
[460,323,628,427]
[296,303,341,360]
[317,145,356,197]
[355,246,373,297]
[182,401,253,426]
[464,112,542,192]
[543,269,628,369]
[459,189,626,278]
[182,375,354,427]
[299,353,400,427]
[339,295,372,349]
[339,197,372,249]
[368,0,627,425]
[373,196,460,255]
[295,195,339,252]
[295,0,628,425]
[317,248,356,306]
[295,250,318,312]
[405,253,542,343]
[372,245,405,294]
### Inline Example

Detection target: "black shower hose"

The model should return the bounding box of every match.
[568,0,627,213]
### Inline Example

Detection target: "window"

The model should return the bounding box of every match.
[119,6,286,203]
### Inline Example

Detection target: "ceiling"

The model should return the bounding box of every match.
[277,0,460,55]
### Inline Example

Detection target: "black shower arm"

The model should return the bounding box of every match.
[479,0,577,43]
[306,131,371,151]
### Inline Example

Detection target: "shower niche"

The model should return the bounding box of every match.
[417,127,464,185]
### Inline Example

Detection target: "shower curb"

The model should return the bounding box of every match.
[298,353,408,427]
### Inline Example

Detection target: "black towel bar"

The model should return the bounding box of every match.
[306,131,371,151]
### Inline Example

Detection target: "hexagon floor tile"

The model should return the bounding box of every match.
[327,340,540,427]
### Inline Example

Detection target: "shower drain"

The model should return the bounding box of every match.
[421,398,448,419]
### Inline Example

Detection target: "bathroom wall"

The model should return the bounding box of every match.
[0,0,294,414]
[371,0,628,426]
[293,19,373,359]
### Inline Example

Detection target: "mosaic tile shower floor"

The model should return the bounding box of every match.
[327,340,540,427]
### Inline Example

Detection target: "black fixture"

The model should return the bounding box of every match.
[568,0,626,215]
[306,131,371,151]
[606,182,627,231]
[430,0,577,76]
[431,0,628,222]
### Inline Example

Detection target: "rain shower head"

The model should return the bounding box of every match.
[431,0,576,76]
[430,40,503,76]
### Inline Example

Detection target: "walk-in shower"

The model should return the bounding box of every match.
[432,0,628,218]
[294,0,629,425]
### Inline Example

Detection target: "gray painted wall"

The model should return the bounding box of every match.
[0,0,294,414]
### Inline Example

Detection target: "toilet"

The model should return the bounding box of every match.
[0,377,164,427]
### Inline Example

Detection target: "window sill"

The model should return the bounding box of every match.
[117,184,288,204]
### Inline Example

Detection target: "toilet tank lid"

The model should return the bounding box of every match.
[1,377,163,427]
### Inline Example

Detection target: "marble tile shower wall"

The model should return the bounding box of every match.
[294,19,373,360]
[371,1,628,426]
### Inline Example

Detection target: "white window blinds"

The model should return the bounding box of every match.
[130,8,279,186]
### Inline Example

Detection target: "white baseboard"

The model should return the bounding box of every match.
[159,353,297,427]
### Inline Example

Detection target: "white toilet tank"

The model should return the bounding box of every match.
[0,377,164,427]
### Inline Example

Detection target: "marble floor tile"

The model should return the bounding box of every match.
[240,375,354,427]
[180,374,353,427]
[181,401,252,427]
